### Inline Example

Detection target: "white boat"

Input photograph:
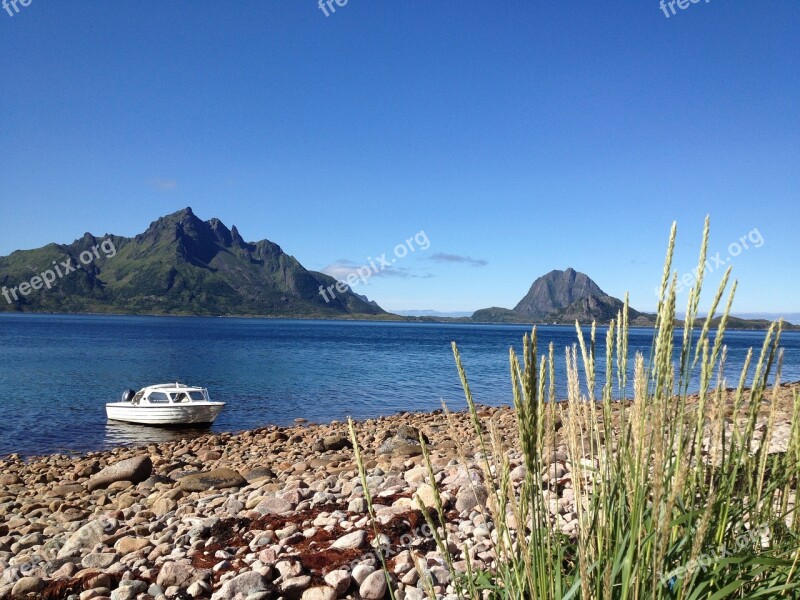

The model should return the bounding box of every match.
[106,383,225,426]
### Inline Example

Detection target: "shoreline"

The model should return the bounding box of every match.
[1,310,797,330]
[0,405,522,599]
[6,379,800,463]
[1,383,798,599]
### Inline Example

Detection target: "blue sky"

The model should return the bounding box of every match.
[1,1,798,315]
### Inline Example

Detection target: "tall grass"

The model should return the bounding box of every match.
[349,221,800,599]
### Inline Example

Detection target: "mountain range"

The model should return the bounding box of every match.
[0,208,794,329]
[0,208,384,317]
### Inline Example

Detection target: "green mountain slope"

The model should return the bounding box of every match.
[0,207,385,317]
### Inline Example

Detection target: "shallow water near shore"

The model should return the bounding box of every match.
[1,313,798,457]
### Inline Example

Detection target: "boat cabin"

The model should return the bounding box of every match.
[131,384,212,405]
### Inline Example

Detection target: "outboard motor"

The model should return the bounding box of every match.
[121,389,136,403]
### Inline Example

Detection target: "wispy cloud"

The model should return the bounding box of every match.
[147,177,178,191]
[429,252,488,267]
[321,259,364,281]
[321,259,430,282]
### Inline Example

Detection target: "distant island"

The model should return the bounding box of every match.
[471,268,655,326]
[469,268,798,330]
[0,208,796,330]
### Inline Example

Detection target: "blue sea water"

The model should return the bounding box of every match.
[0,313,798,457]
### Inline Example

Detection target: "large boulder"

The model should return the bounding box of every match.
[322,435,351,451]
[377,424,429,455]
[397,424,429,444]
[87,456,152,491]
[179,468,246,492]
[57,518,117,558]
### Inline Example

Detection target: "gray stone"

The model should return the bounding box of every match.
[110,587,137,600]
[119,579,148,594]
[11,576,44,597]
[57,519,115,558]
[140,474,174,488]
[510,465,527,482]
[111,579,148,600]
[455,486,488,513]
[414,484,438,509]
[404,588,425,600]
[84,573,112,590]
[443,468,483,489]
[330,530,366,550]
[114,536,150,556]
[255,496,294,515]
[156,561,199,588]
[359,570,388,600]
[52,561,78,579]
[348,498,368,514]
[393,444,423,457]
[397,425,428,444]
[351,564,375,585]
[323,570,351,595]
[179,468,247,492]
[244,467,276,482]
[378,437,420,455]
[211,571,269,600]
[280,575,312,596]
[151,496,178,517]
[276,559,303,578]
[187,580,210,597]
[81,552,119,569]
[16,533,44,549]
[301,585,337,600]
[87,456,153,491]
[430,566,451,585]
[322,435,351,451]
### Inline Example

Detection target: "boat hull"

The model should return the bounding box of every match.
[105,402,225,426]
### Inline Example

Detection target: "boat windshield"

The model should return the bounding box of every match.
[188,391,206,401]
[148,392,170,403]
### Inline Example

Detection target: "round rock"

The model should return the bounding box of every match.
[87,456,153,491]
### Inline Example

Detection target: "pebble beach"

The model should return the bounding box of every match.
[1,383,798,600]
